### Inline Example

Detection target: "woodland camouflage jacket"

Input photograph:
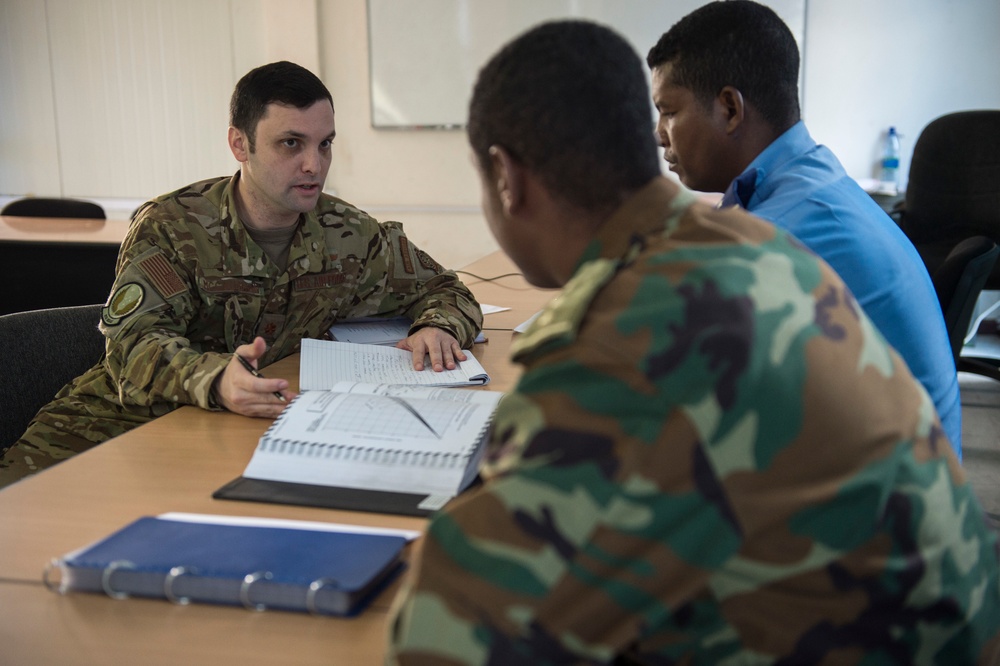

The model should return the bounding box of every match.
[388,179,1000,665]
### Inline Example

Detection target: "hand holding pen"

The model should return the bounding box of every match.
[235,353,286,402]
[215,337,292,419]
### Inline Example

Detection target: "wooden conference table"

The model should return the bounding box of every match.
[0,215,131,245]
[0,251,553,665]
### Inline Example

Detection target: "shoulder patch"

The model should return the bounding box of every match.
[415,248,443,273]
[102,283,145,326]
[511,257,618,362]
[137,251,186,299]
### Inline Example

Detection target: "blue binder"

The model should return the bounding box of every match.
[45,515,408,616]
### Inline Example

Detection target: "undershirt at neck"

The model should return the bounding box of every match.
[242,222,299,273]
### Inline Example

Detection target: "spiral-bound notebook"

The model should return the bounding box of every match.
[44,513,417,616]
[214,382,503,516]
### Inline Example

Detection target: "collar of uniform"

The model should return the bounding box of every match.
[573,176,695,271]
[218,173,326,281]
[219,172,268,278]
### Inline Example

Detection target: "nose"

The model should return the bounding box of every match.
[302,148,322,174]
[654,123,669,149]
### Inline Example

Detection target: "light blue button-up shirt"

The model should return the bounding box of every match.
[721,121,962,457]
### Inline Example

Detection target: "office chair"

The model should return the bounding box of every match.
[1,197,106,219]
[0,241,118,315]
[893,110,1000,379]
[0,304,105,453]
[931,236,1000,362]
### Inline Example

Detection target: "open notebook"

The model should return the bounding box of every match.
[215,382,502,516]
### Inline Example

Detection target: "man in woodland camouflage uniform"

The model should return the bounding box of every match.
[0,61,481,487]
[386,21,1000,664]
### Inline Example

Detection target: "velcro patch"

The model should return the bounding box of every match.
[415,248,443,273]
[102,283,145,326]
[293,272,348,291]
[398,236,415,274]
[200,277,261,295]
[137,252,186,299]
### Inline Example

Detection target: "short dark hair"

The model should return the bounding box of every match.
[229,61,334,152]
[647,0,800,132]
[468,21,660,212]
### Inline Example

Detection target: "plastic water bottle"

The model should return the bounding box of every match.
[880,126,901,194]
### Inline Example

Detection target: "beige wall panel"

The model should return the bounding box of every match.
[0,0,61,196]
[45,0,246,200]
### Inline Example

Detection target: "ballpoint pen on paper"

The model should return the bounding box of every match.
[385,395,441,439]
[235,353,287,402]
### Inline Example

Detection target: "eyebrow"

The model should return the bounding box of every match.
[278,130,337,141]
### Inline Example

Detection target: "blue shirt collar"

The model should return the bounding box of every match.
[718,121,815,209]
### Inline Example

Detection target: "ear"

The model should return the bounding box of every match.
[229,127,249,163]
[488,145,525,217]
[716,86,746,135]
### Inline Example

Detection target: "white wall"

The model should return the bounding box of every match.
[0,0,321,209]
[802,0,1000,189]
[316,0,496,268]
[2,0,999,269]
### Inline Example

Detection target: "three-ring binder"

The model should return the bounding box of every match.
[48,558,348,615]
[238,570,269,611]
[41,514,409,617]
[164,565,198,605]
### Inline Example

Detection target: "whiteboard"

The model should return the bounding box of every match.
[366,0,806,129]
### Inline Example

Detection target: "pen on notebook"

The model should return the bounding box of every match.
[385,395,441,439]
[235,353,287,402]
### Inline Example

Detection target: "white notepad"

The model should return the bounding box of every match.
[299,338,490,389]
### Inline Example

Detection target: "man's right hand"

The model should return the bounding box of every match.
[214,337,294,418]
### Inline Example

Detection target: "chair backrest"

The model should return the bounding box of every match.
[0,304,105,452]
[896,110,1000,284]
[1,242,118,315]
[1,197,106,219]
[932,236,1000,361]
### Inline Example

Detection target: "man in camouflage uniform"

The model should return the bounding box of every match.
[386,21,1000,664]
[0,61,482,488]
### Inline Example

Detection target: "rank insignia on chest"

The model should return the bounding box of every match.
[256,313,285,342]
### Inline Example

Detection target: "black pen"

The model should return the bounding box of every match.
[235,353,287,402]
[385,395,441,439]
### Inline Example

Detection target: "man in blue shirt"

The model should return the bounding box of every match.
[646,0,961,457]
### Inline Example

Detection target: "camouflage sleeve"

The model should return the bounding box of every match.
[99,219,228,411]
[341,219,483,347]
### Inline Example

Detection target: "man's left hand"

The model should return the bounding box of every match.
[396,327,468,371]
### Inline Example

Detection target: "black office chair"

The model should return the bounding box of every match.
[2,197,106,219]
[0,241,118,315]
[893,110,1000,379]
[0,304,105,453]
[931,236,1000,363]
